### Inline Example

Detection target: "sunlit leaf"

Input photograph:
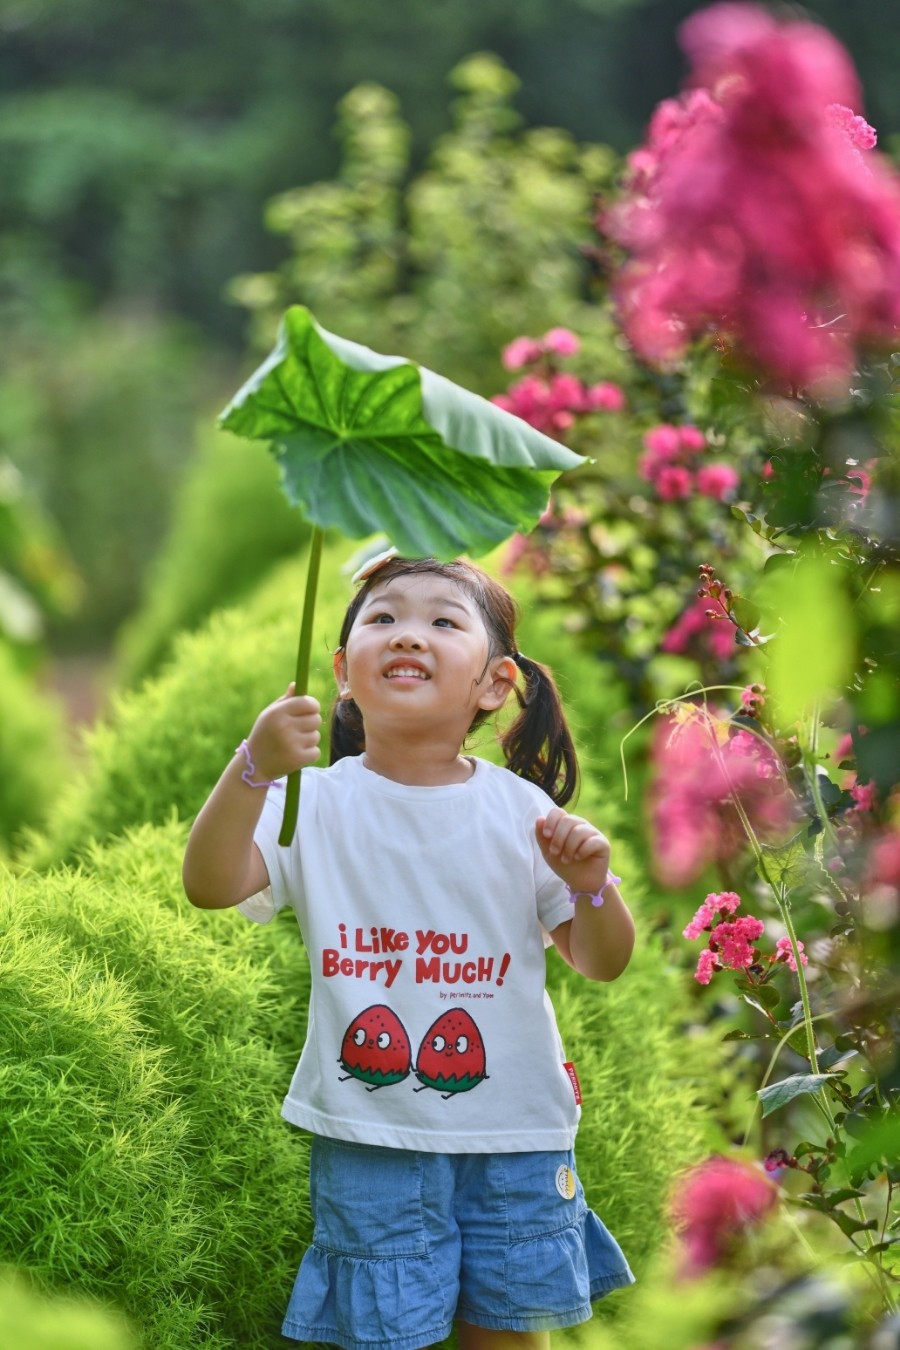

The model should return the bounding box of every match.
[220,305,585,559]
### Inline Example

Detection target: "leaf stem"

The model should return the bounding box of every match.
[279,525,324,847]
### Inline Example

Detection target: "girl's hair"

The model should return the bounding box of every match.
[329,557,579,806]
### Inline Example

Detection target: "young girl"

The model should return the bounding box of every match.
[183,554,635,1350]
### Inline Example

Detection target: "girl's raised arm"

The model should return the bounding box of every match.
[182,687,322,909]
[536,807,636,983]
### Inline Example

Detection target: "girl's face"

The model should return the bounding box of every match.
[333,574,514,732]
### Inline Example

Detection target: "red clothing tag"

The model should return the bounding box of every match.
[563,1061,582,1105]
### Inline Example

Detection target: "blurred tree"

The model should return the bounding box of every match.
[0,0,895,342]
[231,55,623,393]
[0,307,216,651]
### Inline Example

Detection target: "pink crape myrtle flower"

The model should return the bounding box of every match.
[493,366,624,437]
[696,462,740,500]
[661,597,736,662]
[542,326,581,356]
[500,327,580,372]
[655,464,695,500]
[639,423,727,503]
[867,828,900,891]
[774,936,808,971]
[671,1156,779,1276]
[829,103,877,152]
[650,710,793,886]
[586,381,627,411]
[684,890,765,983]
[606,2,900,393]
[644,423,684,459]
[501,336,544,370]
[850,780,877,814]
[683,890,742,939]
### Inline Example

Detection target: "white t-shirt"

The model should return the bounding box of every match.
[240,754,582,1153]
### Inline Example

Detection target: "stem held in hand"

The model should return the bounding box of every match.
[279,525,323,846]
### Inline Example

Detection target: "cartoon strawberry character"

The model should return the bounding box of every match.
[339,1005,412,1091]
[414,1009,488,1098]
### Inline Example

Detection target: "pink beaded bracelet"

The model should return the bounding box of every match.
[566,871,622,908]
[235,739,278,788]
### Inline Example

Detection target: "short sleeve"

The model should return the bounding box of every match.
[235,778,303,923]
[536,863,572,935]
[237,885,279,925]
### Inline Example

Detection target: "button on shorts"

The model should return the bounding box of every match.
[282,1136,634,1349]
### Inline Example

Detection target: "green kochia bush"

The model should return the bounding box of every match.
[0,643,66,850]
[0,1270,135,1350]
[0,820,311,1350]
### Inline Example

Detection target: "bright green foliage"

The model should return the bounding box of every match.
[233,56,622,395]
[0,1271,135,1350]
[0,820,311,1350]
[221,305,583,559]
[116,424,311,686]
[0,310,212,650]
[0,643,66,849]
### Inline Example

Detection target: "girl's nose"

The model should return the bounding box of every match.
[389,629,424,649]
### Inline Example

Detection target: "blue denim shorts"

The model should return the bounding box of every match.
[282,1136,634,1349]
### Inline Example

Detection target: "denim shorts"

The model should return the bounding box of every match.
[282,1136,634,1349]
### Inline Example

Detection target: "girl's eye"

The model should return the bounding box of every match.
[370,613,394,624]
[433,617,456,628]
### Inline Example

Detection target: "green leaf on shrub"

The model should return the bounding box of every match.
[757,1072,832,1117]
[219,305,585,558]
[731,595,761,634]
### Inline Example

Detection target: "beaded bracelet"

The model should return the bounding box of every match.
[566,871,622,908]
[235,739,278,788]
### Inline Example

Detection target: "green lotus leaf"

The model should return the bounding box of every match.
[219,305,584,559]
[218,305,586,842]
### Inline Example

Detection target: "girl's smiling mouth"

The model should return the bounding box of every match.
[384,662,430,680]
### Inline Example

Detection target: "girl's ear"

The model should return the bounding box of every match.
[477,655,518,712]
[333,648,352,700]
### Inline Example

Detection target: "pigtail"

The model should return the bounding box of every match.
[501,654,579,807]
[329,697,365,765]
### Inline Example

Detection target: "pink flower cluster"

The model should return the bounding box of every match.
[683,891,765,983]
[606,2,900,392]
[639,422,740,502]
[650,710,793,887]
[683,891,809,983]
[661,597,736,662]
[774,936,809,972]
[502,327,582,368]
[493,328,627,436]
[493,372,626,436]
[671,1156,778,1276]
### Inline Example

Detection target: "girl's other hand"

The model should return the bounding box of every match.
[535,807,612,897]
[246,683,322,781]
